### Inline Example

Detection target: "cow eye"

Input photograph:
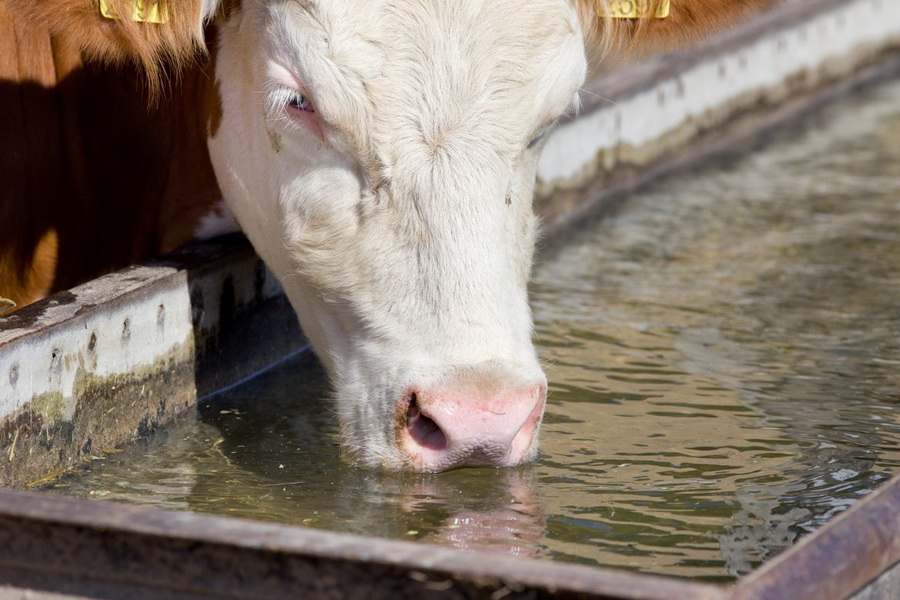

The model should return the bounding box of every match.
[286,91,314,113]
[527,121,556,149]
[526,129,547,149]
[270,84,325,139]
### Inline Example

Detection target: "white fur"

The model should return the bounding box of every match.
[193,199,240,240]
[200,0,220,23]
[208,0,588,470]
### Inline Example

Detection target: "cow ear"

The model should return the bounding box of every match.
[580,0,775,61]
[8,0,220,88]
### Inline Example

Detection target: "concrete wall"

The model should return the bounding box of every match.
[535,0,900,236]
[0,237,306,488]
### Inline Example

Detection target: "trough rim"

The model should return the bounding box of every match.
[0,473,898,599]
[0,488,728,600]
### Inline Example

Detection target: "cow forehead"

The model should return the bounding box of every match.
[257,0,585,157]
[353,0,581,63]
[364,3,584,118]
[302,0,582,56]
[343,0,581,97]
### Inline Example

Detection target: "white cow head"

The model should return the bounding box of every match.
[208,0,587,471]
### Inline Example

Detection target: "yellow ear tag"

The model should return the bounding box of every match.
[605,0,670,19]
[99,0,169,24]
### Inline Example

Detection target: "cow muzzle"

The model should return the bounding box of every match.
[395,373,547,472]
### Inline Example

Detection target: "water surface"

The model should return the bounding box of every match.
[49,78,900,580]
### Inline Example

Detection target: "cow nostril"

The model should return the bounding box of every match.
[406,394,447,451]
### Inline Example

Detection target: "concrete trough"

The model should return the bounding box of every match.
[1,0,900,598]
[1,237,306,489]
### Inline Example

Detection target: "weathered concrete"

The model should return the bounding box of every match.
[731,474,900,600]
[535,0,900,236]
[0,235,306,488]
[850,564,900,600]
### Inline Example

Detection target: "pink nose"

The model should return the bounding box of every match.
[397,381,547,472]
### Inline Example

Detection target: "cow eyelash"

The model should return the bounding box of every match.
[286,90,314,113]
[527,122,555,149]
[266,87,312,124]
[527,129,548,149]
[267,85,315,118]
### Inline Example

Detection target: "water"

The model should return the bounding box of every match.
[47,78,900,580]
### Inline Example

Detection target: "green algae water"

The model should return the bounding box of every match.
[48,78,900,580]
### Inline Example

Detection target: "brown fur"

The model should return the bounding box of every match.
[579,0,776,61]
[5,0,209,91]
[0,0,220,307]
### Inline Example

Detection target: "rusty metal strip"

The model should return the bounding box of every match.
[731,474,900,600]
[0,489,727,600]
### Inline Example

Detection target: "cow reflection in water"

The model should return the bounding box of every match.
[190,367,548,557]
[49,356,547,557]
[395,470,546,558]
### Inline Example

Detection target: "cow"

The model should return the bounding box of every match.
[1,0,769,472]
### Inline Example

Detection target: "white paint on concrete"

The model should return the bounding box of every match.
[1,267,195,422]
[538,0,900,184]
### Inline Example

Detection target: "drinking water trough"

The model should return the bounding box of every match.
[2,0,900,598]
